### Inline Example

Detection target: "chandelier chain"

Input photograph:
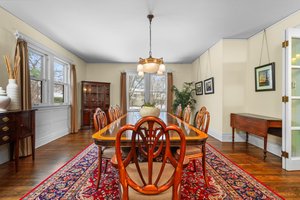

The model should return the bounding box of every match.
[149,16,152,57]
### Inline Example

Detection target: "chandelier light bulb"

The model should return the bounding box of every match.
[137,64,143,72]
[159,64,166,72]
[157,70,163,75]
[138,71,144,76]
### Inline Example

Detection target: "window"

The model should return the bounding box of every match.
[28,46,70,106]
[28,49,45,105]
[127,72,167,111]
[53,59,69,104]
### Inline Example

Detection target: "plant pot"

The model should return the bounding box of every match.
[139,106,160,117]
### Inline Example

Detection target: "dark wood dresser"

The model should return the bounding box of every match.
[0,109,36,171]
[230,113,282,159]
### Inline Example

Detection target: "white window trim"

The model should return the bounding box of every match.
[21,32,72,108]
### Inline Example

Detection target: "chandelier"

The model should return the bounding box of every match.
[137,14,166,76]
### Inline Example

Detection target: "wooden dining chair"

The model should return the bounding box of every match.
[112,116,187,200]
[175,104,182,119]
[183,104,191,124]
[115,104,122,118]
[176,106,210,186]
[93,108,102,130]
[108,105,116,123]
[94,109,115,189]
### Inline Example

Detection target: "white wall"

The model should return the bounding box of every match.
[85,63,193,107]
[0,7,86,164]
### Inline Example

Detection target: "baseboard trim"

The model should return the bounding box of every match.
[222,132,246,142]
[208,129,223,141]
[248,135,281,157]
[212,132,281,157]
[36,129,69,148]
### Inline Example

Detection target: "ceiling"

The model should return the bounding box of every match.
[1,0,300,64]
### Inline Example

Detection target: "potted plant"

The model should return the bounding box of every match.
[140,102,160,117]
[172,82,197,117]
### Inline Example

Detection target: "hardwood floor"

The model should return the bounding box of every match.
[0,130,299,199]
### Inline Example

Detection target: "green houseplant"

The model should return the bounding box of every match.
[172,82,196,115]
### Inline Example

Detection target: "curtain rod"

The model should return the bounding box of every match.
[14,30,74,64]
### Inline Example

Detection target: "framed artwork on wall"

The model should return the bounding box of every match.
[195,81,203,95]
[255,62,275,92]
[204,77,214,94]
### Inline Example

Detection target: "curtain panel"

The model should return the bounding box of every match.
[120,72,127,114]
[15,39,32,157]
[70,64,78,133]
[167,72,173,113]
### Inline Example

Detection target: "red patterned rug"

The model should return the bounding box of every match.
[21,143,283,200]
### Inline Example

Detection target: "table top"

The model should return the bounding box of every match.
[231,113,281,121]
[92,111,208,146]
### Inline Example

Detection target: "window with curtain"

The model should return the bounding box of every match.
[127,72,167,111]
[28,47,70,106]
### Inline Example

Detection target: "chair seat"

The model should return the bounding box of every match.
[101,147,115,159]
[177,145,203,160]
[123,162,176,199]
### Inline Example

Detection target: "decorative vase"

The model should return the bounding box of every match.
[6,79,20,110]
[0,87,11,111]
[140,106,160,117]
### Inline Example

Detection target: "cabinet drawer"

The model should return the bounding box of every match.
[0,124,15,134]
[0,133,14,144]
[0,115,15,125]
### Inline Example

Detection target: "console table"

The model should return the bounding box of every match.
[230,113,282,159]
[0,109,36,171]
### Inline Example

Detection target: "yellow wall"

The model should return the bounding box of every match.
[86,63,193,106]
[192,41,224,140]
[223,39,247,134]
[0,7,86,131]
[246,11,300,117]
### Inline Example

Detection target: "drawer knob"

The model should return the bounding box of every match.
[2,126,9,132]
[2,136,9,141]
[2,117,9,122]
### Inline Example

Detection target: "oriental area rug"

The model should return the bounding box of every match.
[21,143,283,200]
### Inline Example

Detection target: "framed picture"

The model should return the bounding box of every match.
[255,62,275,92]
[204,77,214,94]
[195,81,203,95]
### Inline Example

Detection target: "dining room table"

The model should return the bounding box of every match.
[92,111,209,188]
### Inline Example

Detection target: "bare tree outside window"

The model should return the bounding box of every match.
[150,75,167,110]
[28,50,43,105]
[127,73,167,111]
[128,74,144,109]
[53,61,66,103]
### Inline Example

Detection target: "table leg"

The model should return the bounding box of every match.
[202,143,208,186]
[15,137,19,172]
[232,127,235,142]
[31,135,35,161]
[96,145,102,189]
[263,135,268,160]
[246,132,249,143]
